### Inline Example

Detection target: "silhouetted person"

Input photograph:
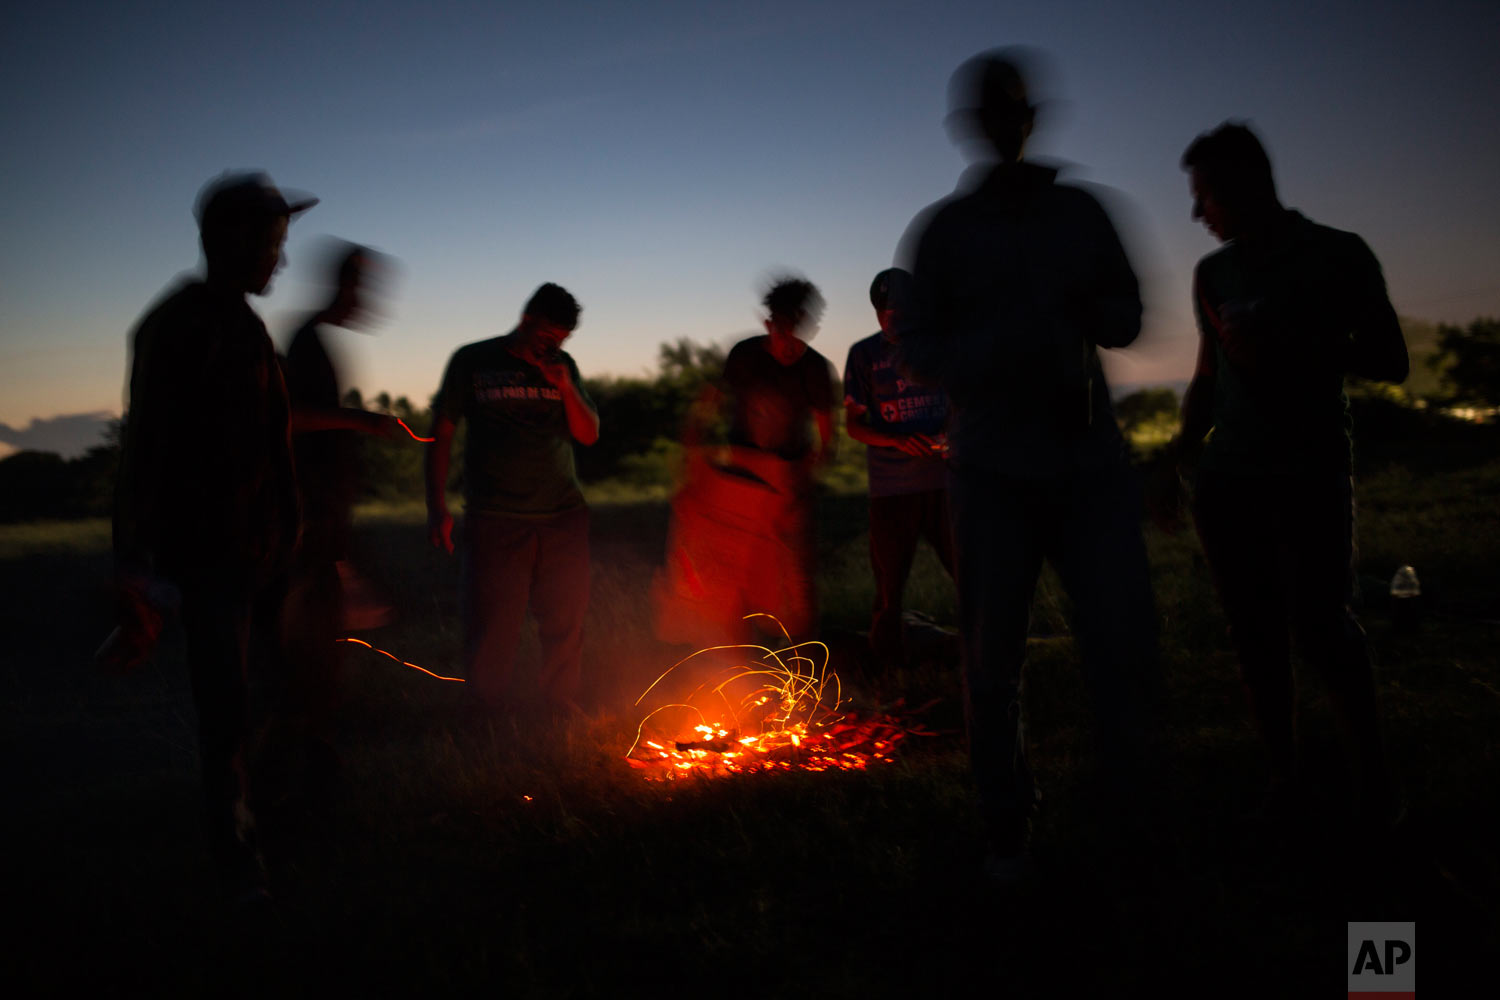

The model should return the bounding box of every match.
[113,171,315,902]
[276,242,400,789]
[894,51,1157,881]
[1177,122,1408,829]
[843,268,955,671]
[426,283,599,717]
[661,277,835,644]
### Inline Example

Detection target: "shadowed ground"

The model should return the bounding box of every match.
[5,440,1498,995]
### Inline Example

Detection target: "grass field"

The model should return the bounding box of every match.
[5,422,1499,996]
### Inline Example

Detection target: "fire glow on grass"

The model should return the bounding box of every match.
[626,614,911,779]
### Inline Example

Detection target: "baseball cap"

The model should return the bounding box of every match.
[869,268,912,310]
[194,171,318,235]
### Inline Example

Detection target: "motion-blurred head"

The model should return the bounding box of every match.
[518,282,582,357]
[1181,122,1281,243]
[195,171,316,295]
[945,49,1048,163]
[318,240,392,330]
[869,268,913,341]
[761,275,824,364]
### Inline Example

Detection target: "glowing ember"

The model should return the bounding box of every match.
[396,417,436,443]
[627,614,913,779]
[338,637,466,682]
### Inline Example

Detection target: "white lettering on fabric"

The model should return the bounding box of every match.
[477,385,561,403]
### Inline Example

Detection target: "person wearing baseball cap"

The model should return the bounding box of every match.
[111,170,315,906]
[842,268,954,673]
[194,170,317,298]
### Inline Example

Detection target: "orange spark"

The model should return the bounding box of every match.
[626,614,910,779]
[397,417,436,443]
[338,637,465,682]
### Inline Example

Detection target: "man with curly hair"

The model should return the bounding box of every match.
[663,277,836,643]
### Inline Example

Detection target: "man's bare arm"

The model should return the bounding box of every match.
[558,376,600,445]
[537,358,600,445]
[1175,268,1219,466]
[844,400,936,456]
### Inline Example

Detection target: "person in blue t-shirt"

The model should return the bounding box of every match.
[843,268,954,670]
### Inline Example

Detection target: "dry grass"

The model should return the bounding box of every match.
[6,431,1499,995]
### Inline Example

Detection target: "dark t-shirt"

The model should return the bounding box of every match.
[722,336,835,460]
[435,335,591,516]
[895,162,1140,478]
[116,278,297,581]
[1193,211,1393,475]
[283,318,356,556]
[843,332,948,496]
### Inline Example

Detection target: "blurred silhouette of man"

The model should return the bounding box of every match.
[843,268,954,671]
[1177,122,1408,830]
[426,284,598,717]
[113,170,315,902]
[277,242,400,787]
[894,50,1158,881]
[664,277,835,644]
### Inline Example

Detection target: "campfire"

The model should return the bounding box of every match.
[626,614,915,779]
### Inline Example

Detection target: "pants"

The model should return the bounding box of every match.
[868,488,956,666]
[948,461,1157,850]
[652,448,816,646]
[175,575,262,884]
[1192,469,1388,802]
[462,507,590,707]
[277,556,343,746]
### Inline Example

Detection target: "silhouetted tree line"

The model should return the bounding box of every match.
[4,323,1497,523]
[0,340,723,521]
[1430,317,1500,407]
[0,422,121,521]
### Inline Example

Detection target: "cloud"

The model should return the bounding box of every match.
[0,411,117,459]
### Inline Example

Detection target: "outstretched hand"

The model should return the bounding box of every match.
[893,433,944,457]
[95,573,168,674]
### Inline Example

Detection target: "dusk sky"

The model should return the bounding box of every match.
[3,0,1497,456]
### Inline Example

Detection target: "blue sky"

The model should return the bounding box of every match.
[2,0,1497,453]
